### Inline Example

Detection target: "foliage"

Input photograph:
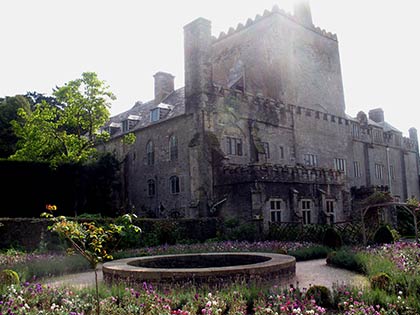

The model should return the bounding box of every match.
[390,228,401,242]
[122,132,136,145]
[254,286,326,315]
[25,91,63,110]
[3,245,420,314]
[0,155,121,220]
[11,72,115,165]
[0,269,19,289]
[269,223,330,243]
[221,218,261,242]
[334,286,418,315]
[0,95,32,158]
[373,225,394,244]
[43,213,140,315]
[370,272,393,292]
[43,213,140,268]
[288,245,330,261]
[322,227,342,249]
[326,249,365,273]
[362,191,393,206]
[306,285,332,308]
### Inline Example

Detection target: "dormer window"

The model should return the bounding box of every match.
[150,108,160,122]
[122,115,140,132]
[122,120,129,132]
[150,103,174,122]
[105,122,122,136]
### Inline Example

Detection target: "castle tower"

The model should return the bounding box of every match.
[294,0,313,26]
[184,17,212,114]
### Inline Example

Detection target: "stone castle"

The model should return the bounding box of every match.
[100,2,420,226]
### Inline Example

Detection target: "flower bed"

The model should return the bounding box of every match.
[2,281,418,315]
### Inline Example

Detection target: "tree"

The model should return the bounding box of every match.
[0,95,32,158]
[11,72,115,165]
[42,212,141,315]
[25,91,64,110]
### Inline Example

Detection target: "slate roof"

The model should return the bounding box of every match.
[105,88,185,137]
[377,121,401,133]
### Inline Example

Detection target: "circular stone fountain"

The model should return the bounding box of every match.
[103,252,295,287]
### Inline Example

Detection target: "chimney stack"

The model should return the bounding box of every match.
[154,72,175,104]
[184,17,212,113]
[368,108,385,123]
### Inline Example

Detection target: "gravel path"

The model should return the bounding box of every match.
[44,259,368,290]
[294,259,368,289]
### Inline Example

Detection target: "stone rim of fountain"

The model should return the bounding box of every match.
[103,252,296,286]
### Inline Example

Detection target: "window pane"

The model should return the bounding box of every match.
[237,139,243,156]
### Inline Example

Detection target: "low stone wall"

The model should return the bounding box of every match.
[103,252,296,288]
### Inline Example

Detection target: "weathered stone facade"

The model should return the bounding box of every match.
[100,2,420,227]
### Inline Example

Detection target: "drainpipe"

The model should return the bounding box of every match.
[386,147,392,194]
[386,147,394,225]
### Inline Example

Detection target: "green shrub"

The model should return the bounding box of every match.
[370,272,393,292]
[288,245,330,261]
[222,219,261,242]
[326,249,364,273]
[322,227,342,249]
[390,228,401,242]
[0,269,19,287]
[373,225,394,244]
[306,285,332,307]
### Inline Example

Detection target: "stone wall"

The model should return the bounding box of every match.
[211,8,345,116]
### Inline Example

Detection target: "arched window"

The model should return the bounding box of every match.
[147,179,155,196]
[169,176,180,194]
[146,140,154,165]
[169,135,178,161]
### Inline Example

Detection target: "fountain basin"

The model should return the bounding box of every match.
[103,252,295,287]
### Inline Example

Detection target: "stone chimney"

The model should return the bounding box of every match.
[184,17,212,113]
[294,0,313,26]
[368,108,385,123]
[154,72,175,104]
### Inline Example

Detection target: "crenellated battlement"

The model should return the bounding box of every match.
[403,137,416,151]
[212,5,337,44]
[218,163,345,186]
[209,85,419,154]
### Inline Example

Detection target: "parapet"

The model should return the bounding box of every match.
[218,163,345,186]
[212,5,337,44]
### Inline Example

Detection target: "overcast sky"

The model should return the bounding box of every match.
[1,0,419,136]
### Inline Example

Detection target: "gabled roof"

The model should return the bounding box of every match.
[105,87,185,137]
